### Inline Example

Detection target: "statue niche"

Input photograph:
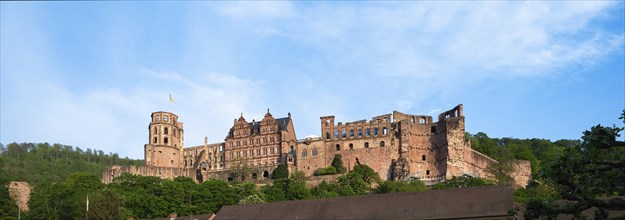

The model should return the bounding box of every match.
[391,156,410,180]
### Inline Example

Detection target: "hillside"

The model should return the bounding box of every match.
[0,142,143,185]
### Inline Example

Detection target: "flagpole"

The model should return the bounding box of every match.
[86,195,89,220]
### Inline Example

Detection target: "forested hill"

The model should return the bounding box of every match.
[465,132,580,175]
[0,142,143,185]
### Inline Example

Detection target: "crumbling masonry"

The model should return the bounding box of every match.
[102,104,531,187]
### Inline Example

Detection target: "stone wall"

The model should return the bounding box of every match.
[7,181,31,212]
[510,160,531,188]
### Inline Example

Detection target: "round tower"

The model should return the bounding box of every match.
[144,111,184,168]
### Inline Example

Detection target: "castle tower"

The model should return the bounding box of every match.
[144,111,184,168]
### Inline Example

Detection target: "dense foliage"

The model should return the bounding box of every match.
[271,163,289,179]
[0,142,143,185]
[314,166,337,176]
[331,154,347,174]
[522,111,625,219]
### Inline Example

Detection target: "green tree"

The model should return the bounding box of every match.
[87,189,122,220]
[262,171,311,201]
[331,154,346,174]
[352,164,380,186]
[194,179,236,214]
[524,111,625,219]
[0,177,20,220]
[314,166,337,176]
[311,180,340,198]
[271,163,289,179]
[432,175,494,190]
[336,172,369,196]
[376,180,427,193]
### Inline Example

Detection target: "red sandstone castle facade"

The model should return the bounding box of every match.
[102,104,530,187]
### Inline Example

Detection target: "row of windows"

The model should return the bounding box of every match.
[153,127,182,138]
[326,127,388,139]
[154,115,174,123]
[153,137,176,146]
[229,147,277,159]
[300,148,319,158]
[229,136,277,147]
[334,141,385,151]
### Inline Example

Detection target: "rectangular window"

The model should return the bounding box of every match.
[426,170,430,175]
[422,155,426,161]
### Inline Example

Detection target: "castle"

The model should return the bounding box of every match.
[102,104,531,187]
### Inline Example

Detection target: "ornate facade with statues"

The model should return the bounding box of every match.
[102,104,530,187]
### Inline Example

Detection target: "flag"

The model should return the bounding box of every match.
[169,94,174,103]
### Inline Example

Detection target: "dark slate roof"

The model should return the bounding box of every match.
[228,117,291,138]
[214,186,513,220]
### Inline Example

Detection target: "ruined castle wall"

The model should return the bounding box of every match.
[8,182,31,212]
[320,114,396,180]
[464,149,498,178]
[296,138,327,177]
[398,120,447,182]
[144,144,183,169]
[438,105,470,179]
[102,165,194,184]
[510,160,531,188]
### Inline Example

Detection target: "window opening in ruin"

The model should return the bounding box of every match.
[422,155,426,161]
[366,128,370,136]
[412,117,415,123]
[164,115,169,122]
[365,142,369,148]
[302,149,307,157]
[326,132,330,139]
[164,128,168,134]
[383,127,387,135]
[270,147,275,154]
[290,146,294,152]
[312,148,318,156]
[154,137,157,144]
[349,143,353,149]
[263,171,269,178]
[334,131,339,138]
[164,138,168,144]
[374,128,379,135]
[426,170,430,175]
[419,118,426,124]
[445,114,450,119]
[380,141,385,147]
[257,149,261,155]
[336,144,341,151]
[358,129,362,137]
[170,160,174,164]
[431,126,436,133]
[252,173,257,179]
[350,129,354,137]
[342,130,347,138]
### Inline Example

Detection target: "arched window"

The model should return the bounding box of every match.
[366,128,370,136]
[358,129,362,137]
[263,171,269,178]
[349,143,353,149]
[419,118,426,124]
[326,132,331,139]
[349,129,354,137]
[336,144,341,151]
[164,127,168,135]
[380,141,385,147]
[153,137,157,144]
[312,148,318,156]
[383,127,387,135]
[302,149,308,157]
[164,137,168,144]
[342,130,347,138]
[374,128,379,135]
[334,131,339,138]
[365,142,369,148]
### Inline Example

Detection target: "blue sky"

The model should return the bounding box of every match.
[1,2,624,159]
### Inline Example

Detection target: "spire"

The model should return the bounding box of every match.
[238,113,246,122]
[264,108,272,117]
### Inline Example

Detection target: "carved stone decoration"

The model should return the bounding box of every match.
[391,156,410,180]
